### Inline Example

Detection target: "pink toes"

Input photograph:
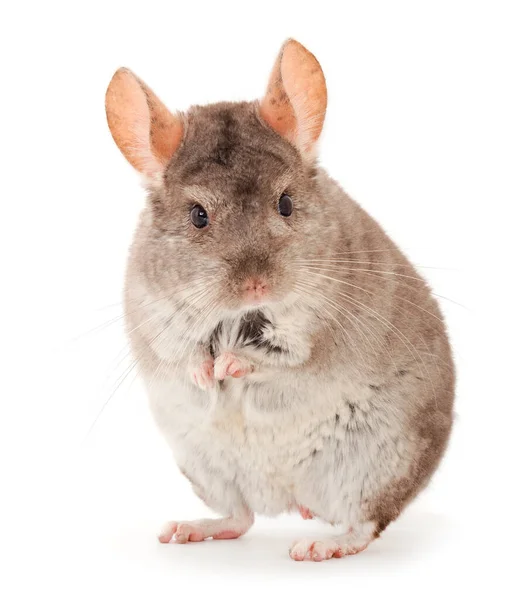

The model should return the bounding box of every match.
[289,538,369,562]
[174,523,206,543]
[192,358,215,390]
[158,521,178,544]
[298,505,314,520]
[158,520,248,544]
[192,352,254,387]
[159,522,207,544]
[214,352,253,381]
[289,539,339,562]
[311,542,336,561]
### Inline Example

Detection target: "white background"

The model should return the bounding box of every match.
[1,1,519,598]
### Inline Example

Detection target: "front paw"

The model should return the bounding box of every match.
[214,352,253,381]
[190,358,216,390]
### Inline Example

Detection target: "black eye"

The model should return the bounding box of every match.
[190,204,209,229]
[278,193,293,217]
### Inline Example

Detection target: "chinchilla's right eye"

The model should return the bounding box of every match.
[190,205,209,229]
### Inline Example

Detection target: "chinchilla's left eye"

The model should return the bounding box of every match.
[278,193,293,217]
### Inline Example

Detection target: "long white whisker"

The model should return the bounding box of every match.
[299,264,465,312]
[296,278,398,374]
[82,319,172,443]
[295,280,374,372]
[299,269,437,406]
[295,259,455,271]
[294,283,361,363]
[69,276,212,343]
[301,265,427,283]
[84,283,214,441]
[101,282,209,387]
[146,287,217,394]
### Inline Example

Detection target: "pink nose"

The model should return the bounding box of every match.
[242,277,269,302]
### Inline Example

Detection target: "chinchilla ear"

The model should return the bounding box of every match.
[105,68,184,179]
[259,39,327,160]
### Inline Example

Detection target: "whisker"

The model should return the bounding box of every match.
[146,287,217,394]
[294,283,361,363]
[113,288,215,425]
[93,301,124,311]
[83,283,214,441]
[298,264,466,310]
[302,265,428,283]
[295,281,376,373]
[298,270,438,405]
[68,276,211,343]
[100,282,209,386]
[317,249,398,255]
[182,300,221,390]
[296,279,398,374]
[298,268,451,371]
[82,321,171,443]
[295,259,456,271]
[292,290,338,346]
[301,266,445,326]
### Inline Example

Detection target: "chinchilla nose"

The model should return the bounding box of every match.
[242,276,270,303]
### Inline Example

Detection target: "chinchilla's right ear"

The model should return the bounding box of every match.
[105,68,184,179]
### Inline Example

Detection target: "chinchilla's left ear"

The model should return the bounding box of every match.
[259,39,327,160]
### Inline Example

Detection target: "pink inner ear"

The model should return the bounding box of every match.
[259,40,327,157]
[281,42,327,154]
[259,50,298,143]
[144,84,184,170]
[106,68,183,178]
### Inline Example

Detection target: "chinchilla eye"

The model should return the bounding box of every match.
[190,204,209,229]
[278,193,293,217]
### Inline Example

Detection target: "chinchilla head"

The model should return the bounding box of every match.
[106,39,342,317]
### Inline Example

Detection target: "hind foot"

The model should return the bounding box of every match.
[158,513,254,544]
[289,522,376,562]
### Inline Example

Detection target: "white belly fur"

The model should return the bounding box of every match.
[148,372,416,526]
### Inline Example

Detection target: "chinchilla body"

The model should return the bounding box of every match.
[106,40,454,559]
